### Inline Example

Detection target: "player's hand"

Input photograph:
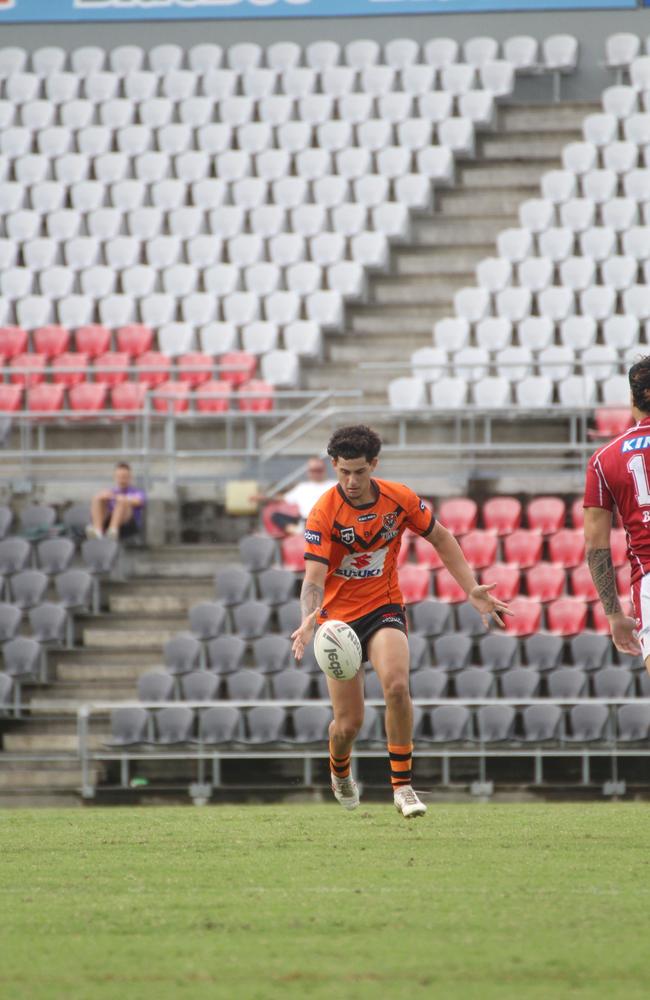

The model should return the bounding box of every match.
[469,583,513,630]
[609,612,642,656]
[291,609,319,662]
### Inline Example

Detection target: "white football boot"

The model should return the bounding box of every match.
[394,785,427,819]
[331,773,360,811]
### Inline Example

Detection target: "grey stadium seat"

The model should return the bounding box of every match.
[356,705,382,744]
[455,667,495,699]
[292,704,331,742]
[314,672,332,699]
[593,666,634,698]
[163,634,202,675]
[548,667,587,698]
[232,599,272,639]
[252,634,293,673]
[566,704,610,742]
[524,633,563,672]
[364,671,384,699]
[2,636,42,680]
[54,569,93,610]
[195,705,242,744]
[276,598,302,634]
[9,569,48,610]
[81,537,118,574]
[500,667,540,699]
[62,502,91,540]
[0,537,31,574]
[0,671,14,713]
[244,705,287,743]
[410,667,448,699]
[257,567,296,605]
[214,565,253,605]
[20,503,56,539]
[36,537,75,575]
[0,506,13,539]
[428,705,472,742]
[188,601,227,640]
[106,707,149,745]
[522,704,562,742]
[137,669,175,702]
[225,668,268,700]
[456,603,486,636]
[0,602,22,641]
[153,706,195,743]
[639,672,650,697]
[239,533,277,572]
[570,632,612,672]
[433,634,472,672]
[181,671,220,702]
[617,704,650,742]
[476,705,516,742]
[28,602,67,644]
[410,599,452,637]
[270,668,312,701]
[479,633,520,672]
[207,634,246,674]
[407,633,431,670]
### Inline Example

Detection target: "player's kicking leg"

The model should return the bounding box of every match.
[368,628,427,819]
[326,670,364,810]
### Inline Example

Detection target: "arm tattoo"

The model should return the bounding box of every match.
[587,548,621,617]
[300,580,324,620]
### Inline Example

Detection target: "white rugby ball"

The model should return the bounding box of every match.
[314,620,362,681]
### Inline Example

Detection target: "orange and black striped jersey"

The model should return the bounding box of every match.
[304,478,435,623]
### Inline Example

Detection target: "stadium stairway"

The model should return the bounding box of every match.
[0,543,238,805]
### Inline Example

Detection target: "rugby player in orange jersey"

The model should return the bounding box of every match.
[291,425,511,818]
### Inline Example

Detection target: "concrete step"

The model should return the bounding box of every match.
[0,760,101,789]
[56,659,165,683]
[51,648,161,669]
[128,544,239,579]
[459,162,551,189]
[349,303,447,335]
[83,623,184,649]
[480,133,580,161]
[304,363,397,392]
[394,246,491,277]
[329,333,431,363]
[500,103,596,133]
[29,681,142,703]
[411,218,510,246]
[108,578,215,613]
[438,188,539,217]
[371,274,467,305]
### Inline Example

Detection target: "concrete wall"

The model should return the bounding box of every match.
[2,8,650,101]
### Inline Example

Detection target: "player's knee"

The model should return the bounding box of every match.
[383,676,410,707]
[333,717,362,742]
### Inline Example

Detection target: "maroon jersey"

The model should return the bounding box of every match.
[584,416,650,584]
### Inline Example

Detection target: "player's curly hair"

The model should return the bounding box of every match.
[327,425,382,462]
[629,356,650,412]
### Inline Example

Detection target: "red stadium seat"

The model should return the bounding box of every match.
[503,529,543,569]
[111,382,148,412]
[10,353,46,386]
[195,379,231,413]
[482,496,522,536]
[220,351,257,387]
[68,381,108,412]
[548,528,585,569]
[460,529,498,570]
[480,563,521,602]
[0,326,28,359]
[237,379,275,412]
[33,325,70,358]
[75,324,111,358]
[94,351,130,386]
[52,352,89,387]
[177,352,213,387]
[116,324,153,357]
[525,562,565,602]
[438,497,477,535]
[263,501,301,539]
[281,533,305,571]
[570,563,598,602]
[616,562,631,597]
[571,497,584,529]
[398,564,431,604]
[435,567,466,603]
[136,351,171,388]
[610,529,627,567]
[526,496,566,534]
[591,600,633,634]
[503,597,542,636]
[0,384,23,411]
[27,383,65,413]
[152,380,190,413]
[413,534,443,570]
[593,408,634,438]
[547,596,588,636]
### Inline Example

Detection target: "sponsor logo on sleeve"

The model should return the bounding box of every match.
[419,499,427,511]
[621,436,650,453]
[304,529,321,545]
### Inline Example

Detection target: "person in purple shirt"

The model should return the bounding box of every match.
[86,462,146,541]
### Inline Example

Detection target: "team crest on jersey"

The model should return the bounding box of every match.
[381,512,399,540]
[340,526,356,545]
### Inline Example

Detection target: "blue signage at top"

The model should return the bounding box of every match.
[0,0,638,22]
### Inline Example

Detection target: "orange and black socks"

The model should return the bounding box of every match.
[388,742,413,789]
[329,740,351,780]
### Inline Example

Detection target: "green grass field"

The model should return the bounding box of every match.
[2,802,649,1000]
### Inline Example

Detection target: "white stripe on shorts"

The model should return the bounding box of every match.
[638,573,650,661]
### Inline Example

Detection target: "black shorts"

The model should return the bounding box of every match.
[103,515,140,540]
[347,603,408,663]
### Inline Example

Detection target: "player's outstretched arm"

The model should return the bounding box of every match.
[426,521,512,629]
[291,560,327,661]
[584,507,641,655]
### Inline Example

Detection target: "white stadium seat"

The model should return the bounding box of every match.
[476,259,515,296]
[389,377,428,411]
[516,376,553,408]
[559,316,597,351]
[431,377,468,409]
[518,256,554,292]
[434,317,470,352]
[474,376,511,408]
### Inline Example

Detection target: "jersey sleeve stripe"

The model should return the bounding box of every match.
[304,553,329,566]
[418,513,436,537]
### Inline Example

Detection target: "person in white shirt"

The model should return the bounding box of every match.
[253,458,337,535]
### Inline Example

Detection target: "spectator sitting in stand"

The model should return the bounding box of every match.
[253,457,337,536]
[86,462,147,541]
